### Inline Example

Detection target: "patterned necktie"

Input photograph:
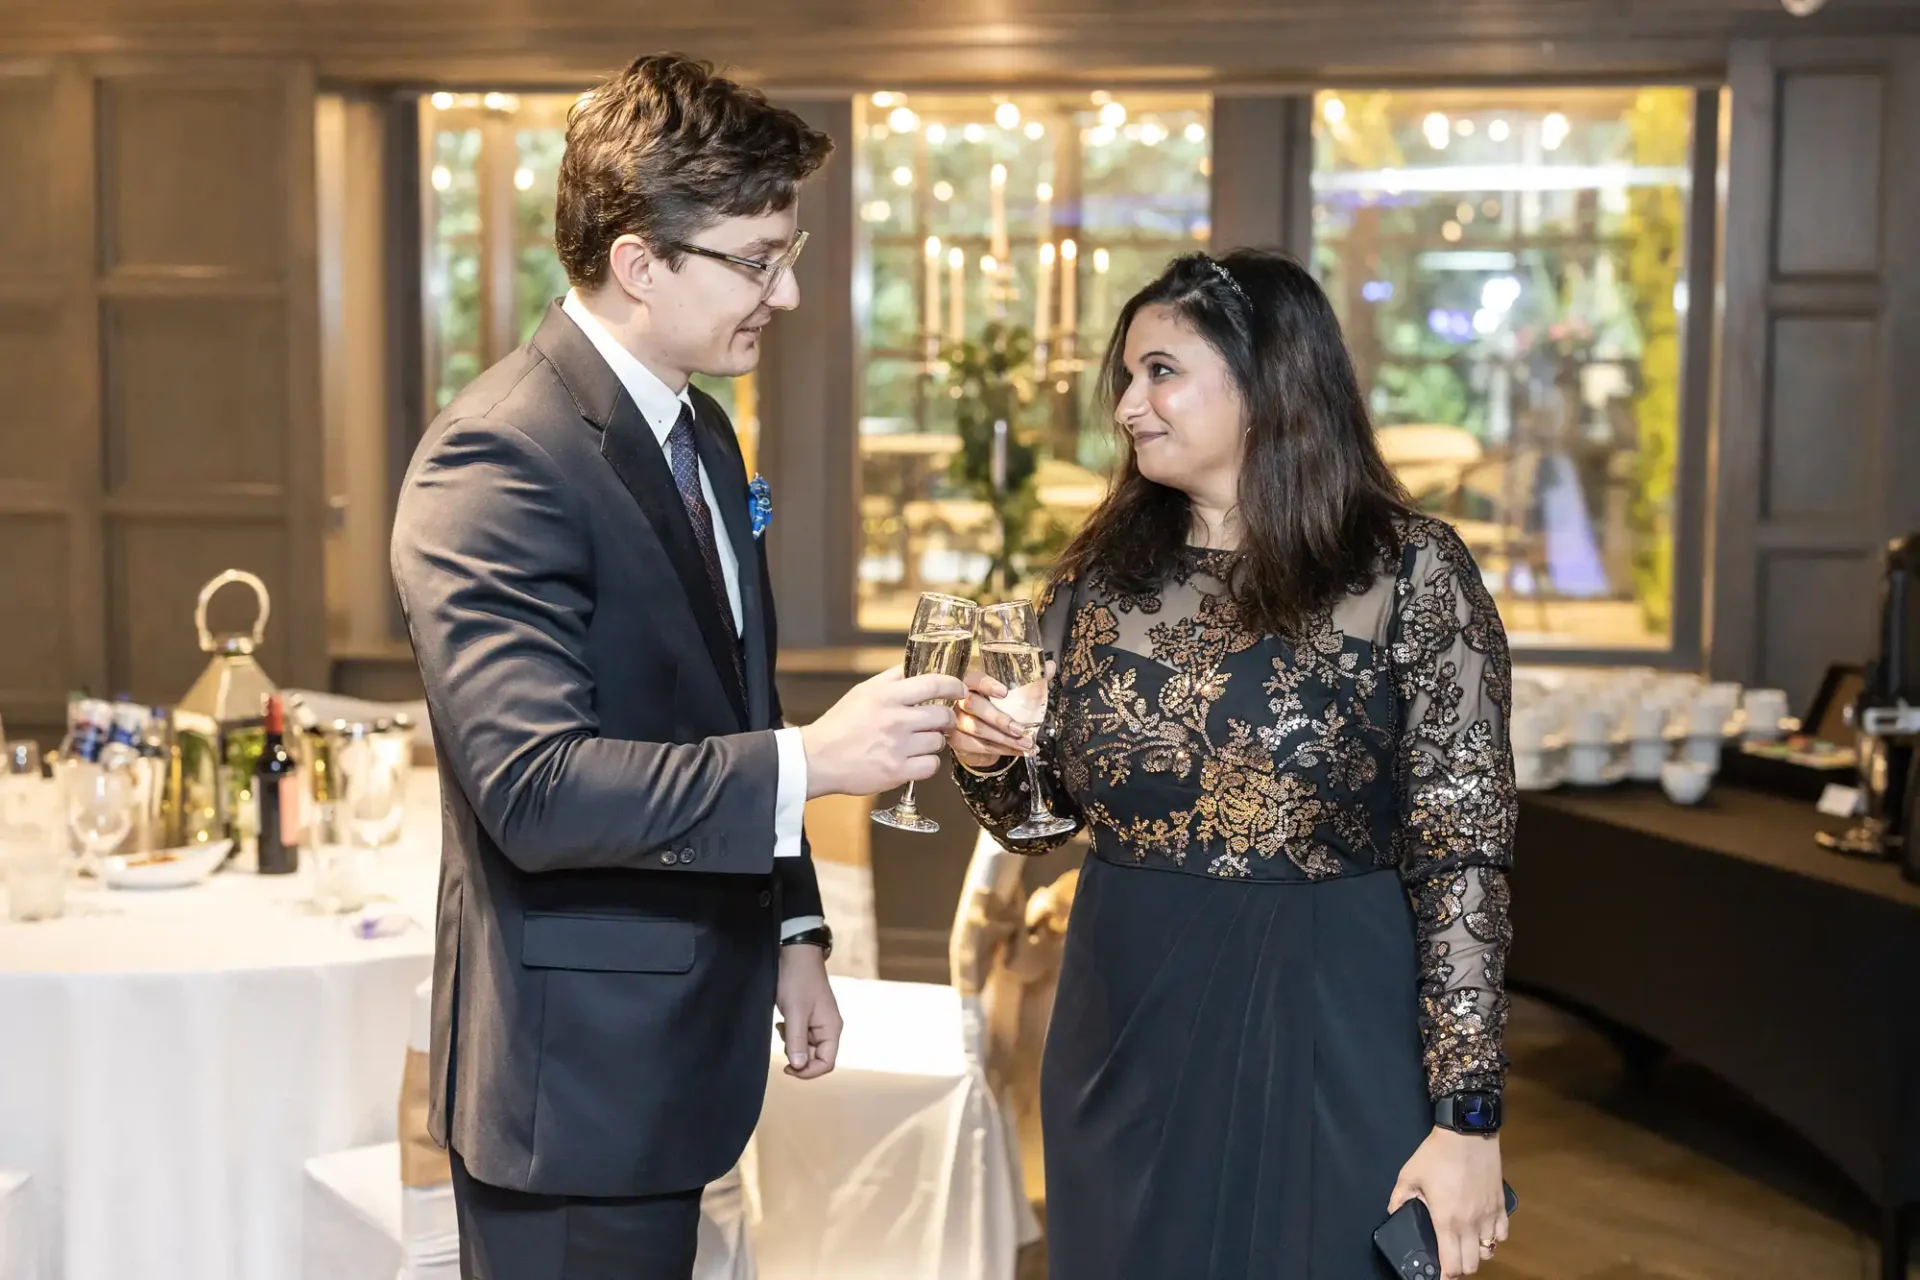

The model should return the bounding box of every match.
[665,403,747,698]
[664,403,737,640]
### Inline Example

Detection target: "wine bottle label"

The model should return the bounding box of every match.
[280,775,303,848]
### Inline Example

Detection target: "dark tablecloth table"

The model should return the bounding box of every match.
[1512,785,1920,1278]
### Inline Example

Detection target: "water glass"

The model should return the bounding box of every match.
[306,802,375,914]
[1,821,66,923]
[338,739,405,849]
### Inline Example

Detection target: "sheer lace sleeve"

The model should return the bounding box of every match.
[1388,521,1517,1099]
[952,575,1087,855]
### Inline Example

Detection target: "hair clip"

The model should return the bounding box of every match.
[1205,257,1251,305]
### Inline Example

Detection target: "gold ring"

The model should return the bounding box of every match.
[1480,1239,1497,1252]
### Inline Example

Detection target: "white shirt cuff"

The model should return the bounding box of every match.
[773,726,807,859]
[780,914,826,941]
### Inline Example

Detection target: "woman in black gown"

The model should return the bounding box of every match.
[946,251,1516,1279]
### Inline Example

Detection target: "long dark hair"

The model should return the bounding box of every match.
[1052,249,1410,638]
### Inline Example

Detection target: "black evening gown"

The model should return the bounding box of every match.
[956,516,1517,1280]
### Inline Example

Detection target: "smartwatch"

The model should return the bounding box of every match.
[781,924,834,961]
[1433,1090,1502,1136]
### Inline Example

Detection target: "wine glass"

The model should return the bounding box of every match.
[978,600,1078,840]
[338,738,404,849]
[872,592,979,834]
[64,760,134,876]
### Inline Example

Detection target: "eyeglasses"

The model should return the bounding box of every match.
[673,231,809,302]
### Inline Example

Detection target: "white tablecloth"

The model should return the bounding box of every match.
[0,789,441,1280]
[1,772,1009,1280]
[753,978,1024,1280]
[0,1169,33,1280]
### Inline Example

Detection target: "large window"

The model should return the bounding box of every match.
[854,91,1211,632]
[420,93,756,464]
[1313,88,1697,651]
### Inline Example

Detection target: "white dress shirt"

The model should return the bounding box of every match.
[562,291,821,939]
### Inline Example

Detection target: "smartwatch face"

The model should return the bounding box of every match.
[1456,1092,1502,1133]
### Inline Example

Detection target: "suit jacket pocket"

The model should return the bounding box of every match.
[521,912,698,973]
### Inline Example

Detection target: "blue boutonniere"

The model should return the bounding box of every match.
[748,473,773,539]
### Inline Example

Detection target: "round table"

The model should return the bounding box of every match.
[0,784,441,1280]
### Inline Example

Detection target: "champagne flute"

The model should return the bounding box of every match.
[978,600,1077,840]
[872,592,979,834]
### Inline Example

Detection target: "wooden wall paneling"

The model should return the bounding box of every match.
[1714,37,1919,710]
[0,59,99,738]
[92,58,327,707]
[318,94,400,653]
[1883,46,1920,544]
[1209,95,1289,254]
[756,96,857,652]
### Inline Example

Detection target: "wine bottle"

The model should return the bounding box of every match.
[253,695,300,875]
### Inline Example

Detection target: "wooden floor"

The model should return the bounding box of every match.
[1016,994,1911,1278]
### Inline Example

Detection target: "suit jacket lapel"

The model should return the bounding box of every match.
[595,400,749,730]
[690,396,771,731]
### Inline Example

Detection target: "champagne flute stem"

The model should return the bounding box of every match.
[1022,750,1049,822]
[897,781,918,814]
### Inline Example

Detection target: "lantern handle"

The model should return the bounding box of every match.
[195,570,271,651]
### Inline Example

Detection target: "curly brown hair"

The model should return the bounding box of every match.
[554,53,834,287]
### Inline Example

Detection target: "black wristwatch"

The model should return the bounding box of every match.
[781,924,833,960]
[1433,1090,1503,1136]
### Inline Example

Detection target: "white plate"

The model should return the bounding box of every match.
[100,840,232,890]
[1566,762,1630,788]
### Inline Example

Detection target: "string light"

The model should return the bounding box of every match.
[1186,122,1207,143]
[1423,112,1450,149]
[994,102,1021,129]
[893,166,914,187]
[888,106,920,133]
[926,123,947,144]
[1322,96,1346,124]
[430,92,454,111]
[1024,121,1046,140]
[1099,101,1127,128]
[513,167,534,191]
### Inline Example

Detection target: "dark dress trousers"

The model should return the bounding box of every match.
[391,302,820,1277]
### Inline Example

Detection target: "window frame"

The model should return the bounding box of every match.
[822,85,1723,665]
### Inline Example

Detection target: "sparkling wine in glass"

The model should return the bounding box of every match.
[979,600,1077,840]
[872,592,978,834]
